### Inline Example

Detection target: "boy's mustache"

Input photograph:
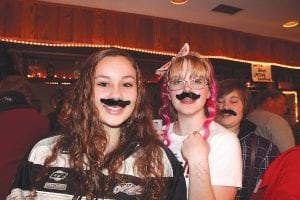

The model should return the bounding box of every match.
[176,92,200,100]
[219,109,237,116]
[100,99,131,108]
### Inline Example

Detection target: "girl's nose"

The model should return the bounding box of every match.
[223,102,230,109]
[183,80,192,92]
[110,85,123,99]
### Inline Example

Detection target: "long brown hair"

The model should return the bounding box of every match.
[38,48,165,199]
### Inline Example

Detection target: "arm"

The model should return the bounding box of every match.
[182,131,242,200]
[212,186,237,200]
[189,164,237,200]
[181,132,216,200]
[209,133,242,200]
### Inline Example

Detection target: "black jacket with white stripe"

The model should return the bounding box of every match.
[7,135,186,200]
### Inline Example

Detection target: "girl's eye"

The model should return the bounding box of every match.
[217,99,224,104]
[97,82,109,87]
[194,79,203,84]
[123,82,133,87]
[172,80,183,85]
[231,100,239,104]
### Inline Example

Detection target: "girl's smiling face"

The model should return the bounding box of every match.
[168,60,211,117]
[94,55,137,128]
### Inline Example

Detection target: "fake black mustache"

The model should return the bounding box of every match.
[176,92,200,100]
[100,99,131,108]
[220,109,237,116]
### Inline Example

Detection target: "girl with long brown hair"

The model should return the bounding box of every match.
[7,48,186,200]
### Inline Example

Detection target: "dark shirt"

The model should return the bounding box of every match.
[236,119,280,200]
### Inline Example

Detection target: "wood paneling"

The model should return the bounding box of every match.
[0,0,299,67]
[35,3,59,40]
[91,11,105,43]
[58,6,73,42]
[20,0,35,39]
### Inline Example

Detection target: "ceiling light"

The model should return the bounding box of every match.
[170,0,189,5]
[283,21,299,28]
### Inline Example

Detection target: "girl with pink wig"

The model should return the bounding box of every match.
[158,46,242,200]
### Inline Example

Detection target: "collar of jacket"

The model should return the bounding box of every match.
[238,119,257,139]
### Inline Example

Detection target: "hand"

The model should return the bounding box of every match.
[181,131,210,164]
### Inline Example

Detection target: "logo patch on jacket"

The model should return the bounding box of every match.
[44,182,67,191]
[49,170,68,181]
[113,183,143,195]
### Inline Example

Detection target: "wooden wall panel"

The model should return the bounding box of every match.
[57,6,73,42]
[188,24,206,53]
[253,36,272,62]
[220,29,235,58]
[72,7,93,42]
[92,11,105,44]
[163,20,180,51]
[136,16,154,49]
[35,4,59,41]
[240,36,256,61]
[271,40,287,64]
[123,14,138,47]
[103,11,125,46]
[3,0,22,37]
[288,44,300,65]
[198,25,217,55]
[20,0,35,39]
[210,27,225,55]
[178,23,192,47]
[0,0,7,35]
[122,14,155,49]
[153,19,166,52]
[234,33,248,60]
[0,0,299,67]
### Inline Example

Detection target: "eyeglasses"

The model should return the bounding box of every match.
[168,78,208,91]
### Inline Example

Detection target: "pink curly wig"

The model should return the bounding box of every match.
[159,52,217,145]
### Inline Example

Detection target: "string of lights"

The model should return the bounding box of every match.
[2,37,300,70]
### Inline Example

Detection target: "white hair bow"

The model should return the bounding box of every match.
[155,43,190,79]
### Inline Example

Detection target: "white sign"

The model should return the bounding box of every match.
[251,64,273,82]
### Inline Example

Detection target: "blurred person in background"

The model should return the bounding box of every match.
[247,89,295,152]
[0,75,49,199]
